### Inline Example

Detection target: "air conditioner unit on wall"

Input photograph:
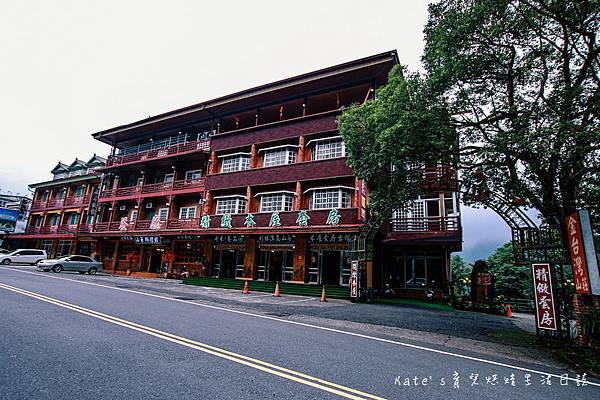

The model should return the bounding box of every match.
[119,205,126,211]
[145,203,153,209]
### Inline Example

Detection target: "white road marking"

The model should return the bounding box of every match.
[1,266,597,387]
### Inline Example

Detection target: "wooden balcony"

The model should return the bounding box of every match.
[386,215,462,247]
[24,224,77,236]
[64,195,91,207]
[421,166,459,191]
[389,216,460,232]
[104,138,210,168]
[87,208,360,234]
[99,178,206,202]
[206,158,353,190]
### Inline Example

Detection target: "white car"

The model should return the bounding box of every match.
[0,249,48,265]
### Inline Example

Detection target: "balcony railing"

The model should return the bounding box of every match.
[64,195,91,206]
[99,178,206,200]
[86,208,360,233]
[422,166,459,191]
[105,138,210,167]
[389,216,460,232]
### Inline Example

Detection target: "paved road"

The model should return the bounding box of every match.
[0,267,597,399]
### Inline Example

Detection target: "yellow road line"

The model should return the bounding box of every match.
[0,282,385,400]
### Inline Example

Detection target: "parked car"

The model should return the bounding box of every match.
[0,249,47,265]
[37,255,104,274]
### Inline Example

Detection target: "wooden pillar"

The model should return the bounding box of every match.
[168,240,176,273]
[366,261,373,289]
[50,240,58,259]
[209,151,218,174]
[293,236,307,282]
[245,186,252,213]
[110,201,118,222]
[203,191,213,215]
[298,136,305,162]
[112,240,121,273]
[204,238,213,277]
[250,144,258,168]
[243,237,257,279]
[294,181,302,211]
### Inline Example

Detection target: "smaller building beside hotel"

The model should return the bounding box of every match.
[17,155,105,257]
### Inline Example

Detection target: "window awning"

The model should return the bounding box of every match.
[305,136,342,147]
[257,144,299,153]
[303,185,355,194]
[254,190,297,197]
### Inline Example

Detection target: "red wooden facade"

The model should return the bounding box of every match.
[17,51,462,296]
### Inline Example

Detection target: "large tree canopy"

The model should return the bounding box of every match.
[340,0,599,234]
[424,0,599,224]
[337,67,456,213]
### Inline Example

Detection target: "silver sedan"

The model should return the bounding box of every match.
[37,255,104,274]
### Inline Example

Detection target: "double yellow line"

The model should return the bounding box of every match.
[0,282,385,400]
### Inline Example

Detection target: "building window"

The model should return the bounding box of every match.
[57,189,66,200]
[68,213,79,225]
[263,148,297,167]
[309,188,352,209]
[86,214,94,225]
[259,193,294,212]
[163,173,175,184]
[174,241,204,264]
[158,208,169,221]
[311,137,345,160]
[130,210,138,222]
[50,215,60,226]
[220,154,251,173]
[215,197,246,214]
[184,170,202,181]
[56,240,72,257]
[41,240,53,253]
[179,207,197,219]
[41,191,49,202]
[74,186,85,197]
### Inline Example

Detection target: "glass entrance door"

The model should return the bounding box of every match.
[257,250,293,281]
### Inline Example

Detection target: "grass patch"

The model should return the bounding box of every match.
[371,297,455,312]
[545,342,600,377]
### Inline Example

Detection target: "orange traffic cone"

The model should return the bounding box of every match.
[321,285,327,302]
[506,304,513,318]
[273,281,281,297]
[243,280,249,295]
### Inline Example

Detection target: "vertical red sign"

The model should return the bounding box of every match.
[350,260,359,299]
[565,212,592,294]
[532,263,557,331]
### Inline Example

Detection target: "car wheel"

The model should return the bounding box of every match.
[1,259,11,265]
[88,267,97,275]
[52,265,63,273]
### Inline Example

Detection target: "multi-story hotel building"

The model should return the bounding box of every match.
[18,155,106,257]
[16,51,462,298]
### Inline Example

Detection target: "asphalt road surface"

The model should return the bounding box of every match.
[0,266,598,400]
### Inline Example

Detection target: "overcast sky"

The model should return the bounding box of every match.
[0,0,511,261]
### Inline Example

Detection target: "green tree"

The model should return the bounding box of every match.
[337,66,457,213]
[450,254,472,281]
[340,0,599,253]
[486,243,533,299]
[424,0,600,232]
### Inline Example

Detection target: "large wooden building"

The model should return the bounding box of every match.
[19,51,462,298]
